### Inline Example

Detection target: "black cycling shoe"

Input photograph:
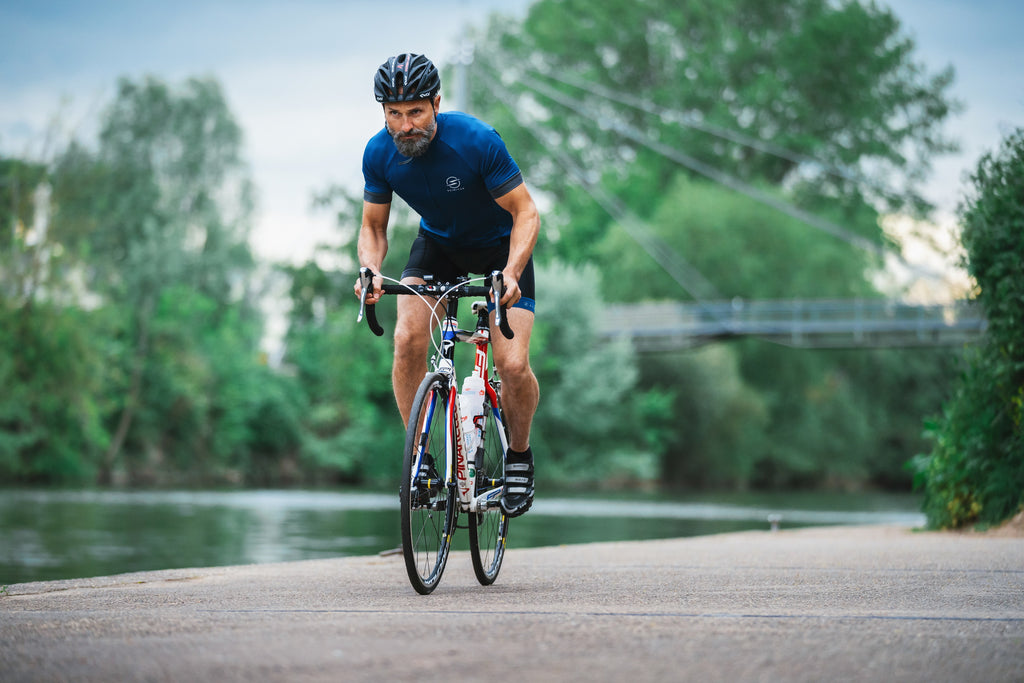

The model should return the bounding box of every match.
[412,454,438,507]
[500,447,535,518]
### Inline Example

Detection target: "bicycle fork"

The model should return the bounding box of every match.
[438,314,509,514]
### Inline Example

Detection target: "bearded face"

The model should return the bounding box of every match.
[388,119,436,158]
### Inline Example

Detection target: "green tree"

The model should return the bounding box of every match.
[645,345,767,489]
[915,129,1024,528]
[0,152,112,484]
[467,0,959,264]
[595,176,957,489]
[281,258,402,484]
[0,157,49,304]
[597,175,878,301]
[0,302,109,482]
[47,76,266,483]
[530,262,673,485]
[455,0,962,490]
[280,186,423,484]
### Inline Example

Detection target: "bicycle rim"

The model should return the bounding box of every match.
[468,392,509,585]
[401,372,455,594]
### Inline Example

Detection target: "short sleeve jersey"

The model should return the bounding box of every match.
[362,111,524,248]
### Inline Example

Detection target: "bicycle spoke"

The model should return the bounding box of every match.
[469,393,509,585]
[401,373,455,594]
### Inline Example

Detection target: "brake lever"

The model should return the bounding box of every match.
[358,267,385,336]
[490,270,515,340]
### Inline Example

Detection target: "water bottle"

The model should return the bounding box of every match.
[459,375,486,459]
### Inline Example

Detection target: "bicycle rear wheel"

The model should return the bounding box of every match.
[401,371,456,595]
[468,386,509,585]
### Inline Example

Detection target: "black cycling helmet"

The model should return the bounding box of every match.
[374,53,441,103]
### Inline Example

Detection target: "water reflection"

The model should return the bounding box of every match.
[0,489,924,585]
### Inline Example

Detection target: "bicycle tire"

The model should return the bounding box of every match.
[401,371,456,594]
[468,385,509,585]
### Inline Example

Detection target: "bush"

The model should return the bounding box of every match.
[914,129,1024,528]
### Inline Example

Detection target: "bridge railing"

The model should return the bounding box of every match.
[599,299,987,350]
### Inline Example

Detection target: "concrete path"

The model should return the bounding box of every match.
[2,525,1022,682]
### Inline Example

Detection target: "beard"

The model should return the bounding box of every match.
[388,120,435,158]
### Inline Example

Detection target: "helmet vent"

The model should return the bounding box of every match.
[374,53,440,103]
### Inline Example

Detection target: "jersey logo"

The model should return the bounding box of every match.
[445,176,464,192]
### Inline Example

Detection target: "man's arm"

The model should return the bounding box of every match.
[494,183,540,306]
[355,200,392,304]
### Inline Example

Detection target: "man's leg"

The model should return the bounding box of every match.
[492,306,538,517]
[491,306,539,451]
[392,277,436,427]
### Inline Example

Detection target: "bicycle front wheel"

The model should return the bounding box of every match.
[401,371,456,595]
[468,388,509,585]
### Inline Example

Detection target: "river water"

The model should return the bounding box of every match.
[0,488,925,585]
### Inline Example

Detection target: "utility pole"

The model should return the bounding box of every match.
[454,25,474,114]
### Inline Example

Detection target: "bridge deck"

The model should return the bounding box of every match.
[600,299,987,349]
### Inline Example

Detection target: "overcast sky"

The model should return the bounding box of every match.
[1,0,1021,267]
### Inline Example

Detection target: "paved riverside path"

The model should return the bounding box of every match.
[2,525,1022,682]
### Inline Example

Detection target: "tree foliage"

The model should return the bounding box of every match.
[0,76,304,486]
[529,262,672,484]
[915,129,1024,528]
[468,0,959,266]
[0,302,108,482]
[596,175,878,301]
[457,0,961,491]
[54,77,263,482]
[0,158,50,305]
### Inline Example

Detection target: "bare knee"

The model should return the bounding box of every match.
[496,354,534,384]
[394,320,421,352]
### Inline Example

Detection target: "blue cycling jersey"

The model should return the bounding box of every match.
[362,111,524,248]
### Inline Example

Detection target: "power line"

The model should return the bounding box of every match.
[479,63,976,350]
[508,68,948,283]
[477,73,723,305]
[526,67,884,192]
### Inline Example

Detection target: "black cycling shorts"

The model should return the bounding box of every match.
[401,229,536,312]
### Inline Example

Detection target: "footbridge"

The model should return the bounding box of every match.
[599,298,987,350]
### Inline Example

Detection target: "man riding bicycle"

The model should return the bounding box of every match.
[354,53,540,517]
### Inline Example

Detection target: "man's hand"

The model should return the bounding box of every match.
[354,270,385,305]
[499,268,522,308]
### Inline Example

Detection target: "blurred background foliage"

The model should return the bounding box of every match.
[1,0,1015,528]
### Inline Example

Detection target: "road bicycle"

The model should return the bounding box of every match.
[358,268,514,594]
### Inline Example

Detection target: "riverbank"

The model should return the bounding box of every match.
[3,524,1022,682]
[0,488,926,585]
[956,509,1024,537]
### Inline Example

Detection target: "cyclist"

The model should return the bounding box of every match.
[354,53,540,517]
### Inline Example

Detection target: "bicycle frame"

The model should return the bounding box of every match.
[359,267,513,592]
[423,300,509,514]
